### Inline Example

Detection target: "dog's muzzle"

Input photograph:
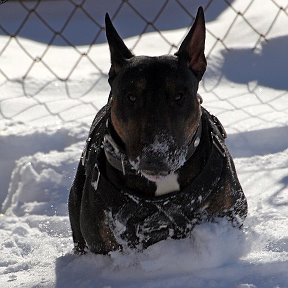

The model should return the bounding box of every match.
[103,118,202,179]
[129,134,187,180]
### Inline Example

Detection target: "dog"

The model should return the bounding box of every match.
[68,7,248,254]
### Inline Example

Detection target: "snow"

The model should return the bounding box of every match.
[91,164,101,192]
[0,1,288,287]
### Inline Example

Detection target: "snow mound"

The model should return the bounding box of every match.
[0,124,88,211]
[1,144,287,287]
[2,143,80,217]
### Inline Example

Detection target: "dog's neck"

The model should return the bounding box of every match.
[103,116,209,197]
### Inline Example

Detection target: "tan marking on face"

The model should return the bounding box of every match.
[135,78,146,90]
[111,98,142,158]
[111,98,127,142]
[184,101,201,144]
[165,78,176,91]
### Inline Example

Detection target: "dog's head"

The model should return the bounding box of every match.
[105,7,206,182]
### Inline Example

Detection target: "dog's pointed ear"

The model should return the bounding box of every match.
[105,13,134,79]
[175,7,206,80]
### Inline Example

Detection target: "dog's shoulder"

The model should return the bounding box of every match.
[81,103,111,170]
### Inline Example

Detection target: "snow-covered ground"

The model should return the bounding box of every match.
[0,1,287,287]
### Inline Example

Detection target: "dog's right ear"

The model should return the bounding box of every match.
[105,13,134,80]
[175,7,206,80]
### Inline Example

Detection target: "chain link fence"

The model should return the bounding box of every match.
[0,0,287,132]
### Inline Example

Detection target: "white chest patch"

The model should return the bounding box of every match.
[155,173,180,196]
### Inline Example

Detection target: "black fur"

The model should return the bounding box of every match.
[68,7,248,254]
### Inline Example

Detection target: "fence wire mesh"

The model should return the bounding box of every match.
[0,0,287,132]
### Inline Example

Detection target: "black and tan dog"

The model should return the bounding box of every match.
[68,7,248,254]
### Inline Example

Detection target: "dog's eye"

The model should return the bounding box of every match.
[175,92,184,102]
[127,93,137,103]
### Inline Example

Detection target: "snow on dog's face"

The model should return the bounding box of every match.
[129,133,188,182]
[105,9,206,179]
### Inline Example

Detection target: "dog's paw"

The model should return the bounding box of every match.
[73,243,88,255]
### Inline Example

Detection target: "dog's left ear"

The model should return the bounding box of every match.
[175,7,206,80]
[105,13,134,81]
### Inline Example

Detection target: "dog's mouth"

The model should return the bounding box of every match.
[140,169,170,182]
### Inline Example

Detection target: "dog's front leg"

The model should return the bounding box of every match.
[68,161,87,254]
